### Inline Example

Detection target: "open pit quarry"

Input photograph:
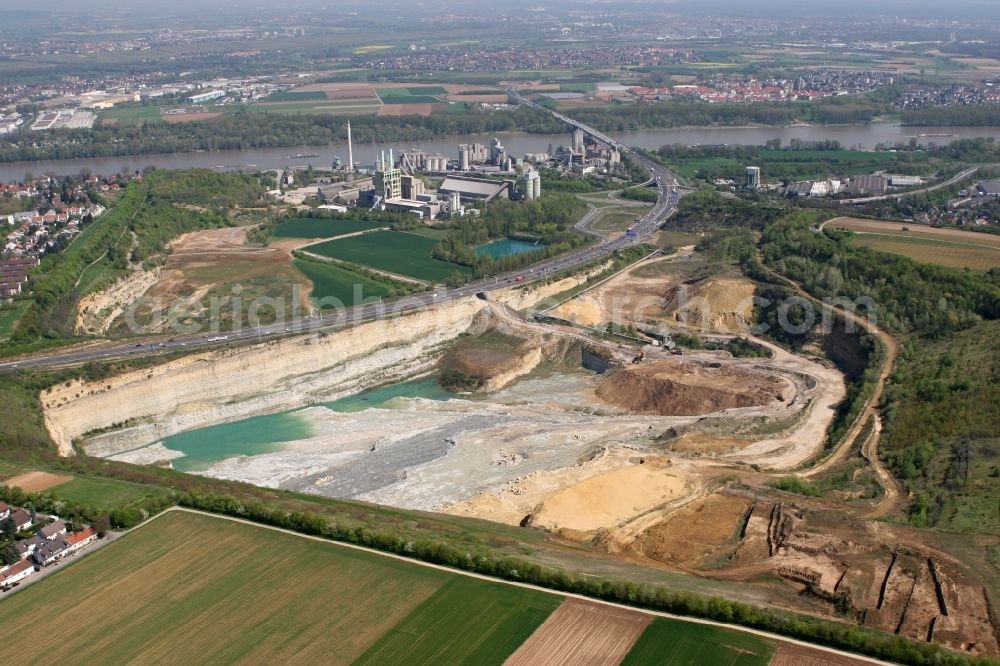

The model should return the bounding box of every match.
[40,258,1000,657]
[45,266,839,520]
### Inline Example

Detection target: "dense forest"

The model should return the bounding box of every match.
[668,188,788,231]
[902,104,1000,126]
[432,192,588,275]
[654,141,944,184]
[568,101,799,131]
[761,218,1000,336]
[758,214,1000,531]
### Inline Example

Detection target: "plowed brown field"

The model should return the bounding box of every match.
[769,643,872,666]
[504,599,651,666]
[3,471,71,492]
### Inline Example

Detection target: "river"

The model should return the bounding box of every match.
[5,123,1000,182]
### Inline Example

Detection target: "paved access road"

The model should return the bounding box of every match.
[0,107,683,373]
[837,166,980,204]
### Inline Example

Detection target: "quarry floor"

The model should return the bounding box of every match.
[46,232,1000,658]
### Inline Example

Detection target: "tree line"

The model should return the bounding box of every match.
[903,105,1000,127]
[0,107,565,163]
[13,169,264,344]
[432,192,589,276]
[175,491,978,666]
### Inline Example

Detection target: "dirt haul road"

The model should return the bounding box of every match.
[767,253,901,515]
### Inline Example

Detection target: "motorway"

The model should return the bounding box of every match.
[0,105,682,373]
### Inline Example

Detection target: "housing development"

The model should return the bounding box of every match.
[1,1,1000,665]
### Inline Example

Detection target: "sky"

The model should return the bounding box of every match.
[21,0,1000,15]
[13,0,1000,22]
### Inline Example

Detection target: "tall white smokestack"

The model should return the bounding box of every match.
[346,121,353,173]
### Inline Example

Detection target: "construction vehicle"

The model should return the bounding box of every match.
[631,351,645,364]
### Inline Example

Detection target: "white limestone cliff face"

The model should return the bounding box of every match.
[46,272,604,457]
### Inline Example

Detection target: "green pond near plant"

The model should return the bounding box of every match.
[474,238,542,259]
[162,378,451,472]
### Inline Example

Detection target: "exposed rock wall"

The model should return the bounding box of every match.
[46,274,602,457]
[48,297,484,457]
[75,268,161,335]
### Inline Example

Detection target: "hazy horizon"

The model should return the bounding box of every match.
[19,0,1000,20]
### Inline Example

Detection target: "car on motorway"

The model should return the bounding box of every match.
[515,276,525,282]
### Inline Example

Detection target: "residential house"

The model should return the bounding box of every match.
[33,537,69,565]
[0,560,35,587]
[0,501,9,520]
[38,520,66,541]
[15,534,45,560]
[66,527,97,551]
[10,508,33,531]
[34,528,98,566]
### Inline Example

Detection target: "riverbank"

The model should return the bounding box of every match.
[5,123,1000,181]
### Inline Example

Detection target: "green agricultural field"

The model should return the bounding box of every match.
[378,95,442,104]
[266,90,328,101]
[559,82,598,93]
[354,577,561,665]
[99,105,166,126]
[0,300,30,338]
[271,217,389,239]
[829,219,1000,271]
[0,511,450,663]
[405,227,451,240]
[668,157,741,179]
[0,510,560,664]
[850,236,1000,271]
[247,101,381,115]
[621,618,774,666]
[379,86,448,97]
[307,230,471,282]
[293,258,395,307]
[49,476,174,512]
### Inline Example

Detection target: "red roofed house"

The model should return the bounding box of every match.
[0,559,34,587]
[65,527,97,551]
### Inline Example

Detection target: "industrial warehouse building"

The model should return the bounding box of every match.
[439,176,511,203]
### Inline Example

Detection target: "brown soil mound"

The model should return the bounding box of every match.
[529,463,688,532]
[595,360,784,416]
[638,493,752,568]
[664,277,755,333]
[445,331,528,377]
[440,316,582,392]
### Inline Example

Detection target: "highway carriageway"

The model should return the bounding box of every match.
[0,110,683,373]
